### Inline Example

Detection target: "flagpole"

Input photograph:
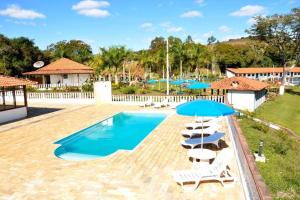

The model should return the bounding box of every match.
[166,38,170,95]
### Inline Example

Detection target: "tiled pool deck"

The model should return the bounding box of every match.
[0,104,245,199]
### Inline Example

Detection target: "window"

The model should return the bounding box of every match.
[260,73,263,76]
[63,74,68,79]
[264,73,267,76]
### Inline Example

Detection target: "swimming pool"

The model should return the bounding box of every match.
[54,112,168,161]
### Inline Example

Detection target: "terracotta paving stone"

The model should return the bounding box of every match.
[0,104,245,200]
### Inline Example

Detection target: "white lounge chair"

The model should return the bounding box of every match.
[185,121,220,130]
[170,100,187,109]
[172,149,234,191]
[181,126,219,138]
[195,116,220,123]
[139,98,153,107]
[153,98,169,108]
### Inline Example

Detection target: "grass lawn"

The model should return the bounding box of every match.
[239,118,300,200]
[254,86,300,135]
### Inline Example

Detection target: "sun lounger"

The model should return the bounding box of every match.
[153,98,169,108]
[172,148,234,191]
[195,116,220,123]
[181,126,219,138]
[181,132,225,148]
[139,98,153,107]
[185,120,220,130]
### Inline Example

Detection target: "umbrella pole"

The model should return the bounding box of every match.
[201,116,204,151]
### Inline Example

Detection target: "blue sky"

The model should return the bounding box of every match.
[0,0,299,53]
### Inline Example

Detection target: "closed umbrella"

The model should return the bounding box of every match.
[176,100,235,150]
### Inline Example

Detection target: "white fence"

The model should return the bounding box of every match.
[5,91,95,104]
[111,94,225,105]
[34,83,83,90]
[5,92,225,105]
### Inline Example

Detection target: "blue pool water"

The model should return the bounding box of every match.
[54,112,167,161]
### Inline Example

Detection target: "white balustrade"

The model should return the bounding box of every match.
[33,83,84,90]
[4,91,224,105]
[111,94,224,104]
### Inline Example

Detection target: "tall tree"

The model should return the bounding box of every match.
[99,46,130,84]
[207,35,217,75]
[247,9,299,90]
[0,34,44,76]
[46,40,93,64]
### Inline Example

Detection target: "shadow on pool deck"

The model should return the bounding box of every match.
[27,107,63,118]
[0,107,63,126]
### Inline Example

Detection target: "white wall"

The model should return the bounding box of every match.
[50,74,91,85]
[226,70,235,78]
[227,90,267,112]
[0,107,27,124]
[227,90,256,112]
[94,81,112,105]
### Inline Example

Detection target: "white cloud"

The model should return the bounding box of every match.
[72,0,110,18]
[160,22,183,33]
[203,31,213,38]
[181,10,202,18]
[77,8,109,17]
[72,0,109,10]
[160,22,171,28]
[167,26,184,32]
[0,5,45,19]
[140,22,155,31]
[140,22,153,28]
[195,0,204,4]
[230,5,265,17]
[218,25,231,33]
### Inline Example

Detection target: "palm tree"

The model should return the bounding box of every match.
[99,46,129,84]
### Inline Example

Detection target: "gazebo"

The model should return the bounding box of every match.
[0,75,36,123]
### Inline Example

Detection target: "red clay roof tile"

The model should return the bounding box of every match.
[211,77,269,91]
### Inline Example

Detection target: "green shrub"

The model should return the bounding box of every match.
[26,86,37,92]
[81,83,94,92]
[65,86,80,92]
[251,122,270,133]
[271,141,289,155]
[121,86,136,94]
[112,83,121,89]
[137,89,147,94]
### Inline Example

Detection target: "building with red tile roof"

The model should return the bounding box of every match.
[211,77,269,112]
[23,58,93,86]
[226,67,300,86]
[211,77,269,91]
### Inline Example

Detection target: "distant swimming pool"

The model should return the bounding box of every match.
[54,112,168,161]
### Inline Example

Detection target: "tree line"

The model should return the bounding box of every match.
[0,8,298,80]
